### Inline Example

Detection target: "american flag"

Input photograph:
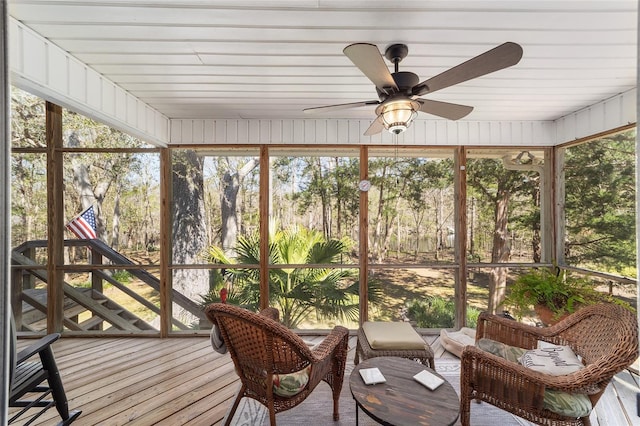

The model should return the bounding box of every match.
[66,205,97,239]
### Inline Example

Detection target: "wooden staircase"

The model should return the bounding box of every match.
[20,287,155,332]
[11,240,208,332]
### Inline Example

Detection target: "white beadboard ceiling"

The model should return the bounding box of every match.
[7,0,638,125]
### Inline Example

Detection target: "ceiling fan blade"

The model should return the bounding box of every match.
[417,99,474,120]
[364,115,385,136]
[344,43,398,93]
[412,42,523,96]
[303,100,379,114]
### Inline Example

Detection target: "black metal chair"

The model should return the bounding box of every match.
[9,315,81,425]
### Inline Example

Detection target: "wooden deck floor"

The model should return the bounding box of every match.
[11,334,640,425]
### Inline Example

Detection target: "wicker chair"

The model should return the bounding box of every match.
[205,303,350,425]
[460,303,638,426]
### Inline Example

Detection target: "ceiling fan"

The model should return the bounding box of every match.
[304,42,523,135]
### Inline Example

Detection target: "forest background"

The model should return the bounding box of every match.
[10,87,637,329]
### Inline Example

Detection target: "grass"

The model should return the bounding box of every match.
[61,249,637,331]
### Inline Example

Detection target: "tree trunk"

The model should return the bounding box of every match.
[71,162,103,238]
[313,158,331,239]
[488,189,510,313]
[111,184,121,250]
[220,158,258,253]
[380,213,396,261]
[435,189,443,260]
[469,197,476,256]
[221,171,240,253]
[172,150,208,325]
[372,183,386,263]
[531,185,541,263]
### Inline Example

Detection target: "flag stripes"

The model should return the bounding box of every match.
[66,205,97,239]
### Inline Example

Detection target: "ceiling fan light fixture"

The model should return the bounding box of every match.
[377,99,420,134]
[307,42,523,136]
[388,122,409,135]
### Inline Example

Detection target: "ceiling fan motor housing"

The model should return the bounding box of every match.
[376,72,420,99]
[306,41,523,136]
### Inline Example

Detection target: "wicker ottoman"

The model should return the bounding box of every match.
[354,322,435,369]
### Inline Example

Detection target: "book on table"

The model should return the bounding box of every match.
[413,369,445,390]
[359,367,386,385]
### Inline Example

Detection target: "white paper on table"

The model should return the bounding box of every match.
[359,367,386,385]
[413,370,445,390]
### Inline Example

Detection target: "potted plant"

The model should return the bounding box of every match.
[502,266,622,325]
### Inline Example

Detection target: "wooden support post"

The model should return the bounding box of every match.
[10,268,21,329]
[159,148,171,337]
[454,147,468,329]
[88,246,103,330]
[46,102,64,333]
[552,147,564,264]
[359,146,369,324]
[91,250,103,293]
[0,4,10,420]
[259,145,269,310]
[538,148,554,263]
[22,246,35,289]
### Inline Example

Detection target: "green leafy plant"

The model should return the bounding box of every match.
[503,267,632,321]
[406,296,480,328]
[202,225,383,328]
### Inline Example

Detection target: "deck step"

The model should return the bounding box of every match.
[79,315,105,330]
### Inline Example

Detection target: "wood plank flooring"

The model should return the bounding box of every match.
[11,334,639,425]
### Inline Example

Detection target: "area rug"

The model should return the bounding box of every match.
[225,359,534,425]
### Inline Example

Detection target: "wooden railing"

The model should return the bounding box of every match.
[11,240,207,332]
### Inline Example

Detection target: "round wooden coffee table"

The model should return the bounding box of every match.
[350,356,459,426]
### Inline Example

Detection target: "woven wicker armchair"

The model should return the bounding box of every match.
[460,303,638,426]
[205,303,350,425]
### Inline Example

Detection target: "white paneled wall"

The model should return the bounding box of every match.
[170,90,635,146]
[555,89,637,143]
[169,118,557,146]
[9,18,169,147]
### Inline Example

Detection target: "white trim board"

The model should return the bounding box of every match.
[9,18,169,147]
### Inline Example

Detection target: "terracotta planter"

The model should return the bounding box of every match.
[533,304,571,326]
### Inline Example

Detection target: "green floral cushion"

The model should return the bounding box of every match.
[272,365,311,397]
[543,389,592,417]
[477,338,527,362]
[476,338,593,418]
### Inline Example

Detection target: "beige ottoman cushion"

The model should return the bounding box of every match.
[440,327,477,358]
[361,321,426,350]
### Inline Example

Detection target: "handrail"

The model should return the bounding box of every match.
[86,239,205,320]
[11,239,207,330]
[12,251,141,331]
[93,269,190,329]
[560,264,637,286]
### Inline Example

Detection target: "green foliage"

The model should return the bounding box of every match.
[10,85,161,250]
[199,279,253,310]
[272,156,360,241]
[75,281,92,289]
[204,225,382,328]
[406,296,480,328]
[503,267,634,319]
[564,131,636,274]
[466,308,481,328]
[503,268,581,318]
[466,156,540,261]
[112,270,133,283]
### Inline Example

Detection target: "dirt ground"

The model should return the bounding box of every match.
[68,249,638,329]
